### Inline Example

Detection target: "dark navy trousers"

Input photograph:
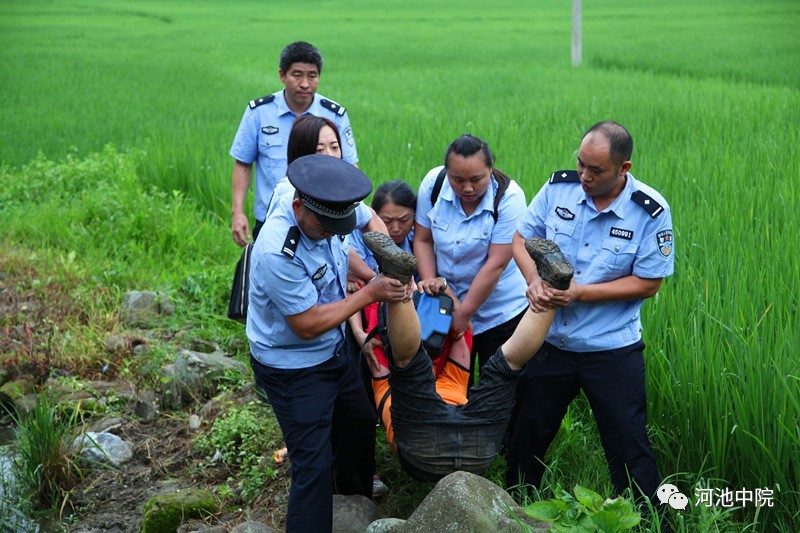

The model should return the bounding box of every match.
[251,343,375,533]
[505,340,661,502]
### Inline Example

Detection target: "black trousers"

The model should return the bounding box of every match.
[250,343,375,533]
[469,309,526,387]
[505,340,661,502]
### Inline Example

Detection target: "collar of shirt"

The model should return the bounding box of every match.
[275,90,323,119]
[577,172,639,220]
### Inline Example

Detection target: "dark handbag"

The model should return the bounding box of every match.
[227,242,254,323]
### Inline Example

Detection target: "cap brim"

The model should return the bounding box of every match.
[313,210,358,235]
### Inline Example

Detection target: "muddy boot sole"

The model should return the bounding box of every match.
[524,237,574,290]
[363,232,417,284]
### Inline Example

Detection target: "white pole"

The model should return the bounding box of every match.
[572,0,582,66]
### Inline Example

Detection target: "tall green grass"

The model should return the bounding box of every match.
[1,0,798,529]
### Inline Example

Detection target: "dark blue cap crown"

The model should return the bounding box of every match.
[287,154,373,234]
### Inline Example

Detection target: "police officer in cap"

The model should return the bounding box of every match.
[247,154,409,533]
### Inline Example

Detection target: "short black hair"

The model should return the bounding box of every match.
[372,180,416,214]
[279,41,323,74]
[583,121,633,164]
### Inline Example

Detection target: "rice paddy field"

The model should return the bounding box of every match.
[1,0,798,530]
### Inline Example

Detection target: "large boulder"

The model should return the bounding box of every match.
[399,471,549,532]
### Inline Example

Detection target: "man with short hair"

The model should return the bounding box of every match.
[247,155,406,532]
[230,41,357,246]
[506,121,674,507]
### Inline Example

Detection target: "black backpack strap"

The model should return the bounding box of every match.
[491,176,509,223]
[429,167,447,206]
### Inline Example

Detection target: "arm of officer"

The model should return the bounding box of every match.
[286,275,408,340]
[451,242,513,337]
[347,249,376,290]
[231,160,253,246]
[546,276,662,307]
[412,224,444,294]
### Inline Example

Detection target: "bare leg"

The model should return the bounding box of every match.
[385,294,421,368]
[502,308,556,370]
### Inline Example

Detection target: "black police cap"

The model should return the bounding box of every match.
[287,154,373,235]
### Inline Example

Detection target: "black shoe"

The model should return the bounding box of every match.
[524,237,574,290]
[363,232,417,284]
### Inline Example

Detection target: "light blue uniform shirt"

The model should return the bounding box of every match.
[517,172,674,352]
[230,90,358,221]
[246,203,349,369]
[415,166,529,335]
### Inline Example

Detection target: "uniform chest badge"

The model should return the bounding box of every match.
[261,126,279,135]
[312,264,328,281]
[555,206,575,220]
[656,229,673,257]
[610,227,634,240]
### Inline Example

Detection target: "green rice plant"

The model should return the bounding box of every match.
[0,0,798,529]
[10,391,84,516]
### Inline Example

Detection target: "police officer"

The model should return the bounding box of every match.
[247,154,408,533]
[229,41,358,246]
[506,122,675,507]
[414,134,530,384]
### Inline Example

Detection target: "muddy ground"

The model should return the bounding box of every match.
[0,265,293,531]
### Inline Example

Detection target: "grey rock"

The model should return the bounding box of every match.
[169,350,248,406]
[75,431,134,467]
[333,494,380,533]
[121,290,174,326]
[104,335,128,354]
[230,521,275,533]
[135,390,160,420]
[366,518,406,532]
[401,471,549,533]
[188,414,202,431]
[88,416,125,433]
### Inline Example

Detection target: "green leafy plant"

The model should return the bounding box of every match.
[524,485,641,533]
[194,401,281,502]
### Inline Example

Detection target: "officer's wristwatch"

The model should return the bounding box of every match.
[436,276,448,292]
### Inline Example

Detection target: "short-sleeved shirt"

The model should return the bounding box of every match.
[517,172,674,352]
[230,90,358,221]
[246,201,350,369]
[415,166,529,335]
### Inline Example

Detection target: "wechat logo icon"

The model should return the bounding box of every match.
[658,483,689,510]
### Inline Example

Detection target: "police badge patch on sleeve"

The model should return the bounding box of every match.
[312,264,328,281]
[656,229,673,257]
[344,126,354,146]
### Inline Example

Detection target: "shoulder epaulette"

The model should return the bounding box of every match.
[631,190,664,218]
[320,98,346,116]
[281,226,301,258]
[248,94,275,109]
[549,170,580,184]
